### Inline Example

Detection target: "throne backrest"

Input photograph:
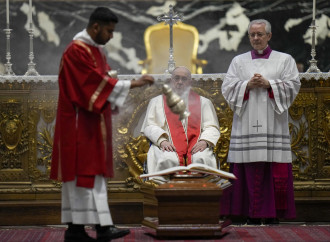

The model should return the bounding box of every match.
[143,22,200,74]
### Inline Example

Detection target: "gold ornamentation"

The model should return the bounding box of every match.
[1,76,330,195]
[0,81,59,190]
[323,101,330,145]
[37,126,54,176]
[289,105,304,121]
[0,100,28,172]
[41,103,56,124]
[318,95,330,175]
[1,115,23,150]
[290,121,308,167]
[289,92,318,180]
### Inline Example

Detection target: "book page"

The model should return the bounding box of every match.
[139,165,188,178]
[140,163,236,180]
[187,163,236,179]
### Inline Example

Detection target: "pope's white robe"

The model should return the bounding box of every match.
[222,50,301,163]
[141,94,220,175]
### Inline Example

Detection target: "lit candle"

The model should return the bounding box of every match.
[6,0,9,26]
[29,0,32,27]
[313,0,316,20]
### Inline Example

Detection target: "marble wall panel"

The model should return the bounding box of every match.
[0,0,329,75]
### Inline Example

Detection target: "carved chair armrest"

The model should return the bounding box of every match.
[192,58,208,74]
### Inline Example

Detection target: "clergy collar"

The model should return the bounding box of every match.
[251,45,272,59]
[73,29,100,47]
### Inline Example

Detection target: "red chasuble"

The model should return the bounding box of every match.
[50,40,118,188]
[163,91,201,166]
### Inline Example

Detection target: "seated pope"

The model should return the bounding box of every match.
[141,66,221,182]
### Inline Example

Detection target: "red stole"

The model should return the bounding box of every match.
[163,91,201,166]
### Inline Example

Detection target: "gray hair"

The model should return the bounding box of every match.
[248,19,272,33]
[172,66,192,79]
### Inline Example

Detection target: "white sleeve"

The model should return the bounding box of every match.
[140,96,169,145]
[222,57,248,117]
[199,97,221,147]
[107,80,131,107]
[268,55,301,114]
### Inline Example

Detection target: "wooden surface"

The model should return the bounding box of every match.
[142,175,224,238]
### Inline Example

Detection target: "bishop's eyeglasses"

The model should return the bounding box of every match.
[172,75,189,82]
[248,32,268,38]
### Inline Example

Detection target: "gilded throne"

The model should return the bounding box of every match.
[139,22,208,74]
[115,79,233,188]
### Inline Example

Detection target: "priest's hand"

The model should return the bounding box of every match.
[248,73,270,89]
[191,140,208,154]
[130,75,154,88]
[160,140,176,152]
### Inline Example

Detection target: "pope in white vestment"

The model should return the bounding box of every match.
[220,19,300,224]
[141,67,220,181]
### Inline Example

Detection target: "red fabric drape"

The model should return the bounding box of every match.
[163,91,201,166]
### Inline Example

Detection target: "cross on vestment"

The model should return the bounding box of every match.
[252,120,262,132]
[157,5,184,73]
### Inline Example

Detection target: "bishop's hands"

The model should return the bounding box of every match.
[160,140,208,154]
[130,75,154,88]
[160,140,176,152]
[247,73,270,90]
[191,140,208,154]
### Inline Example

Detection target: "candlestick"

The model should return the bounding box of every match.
[313,0,316,20]
[4,28,15,76]
[306,19,321,73]
[24,27,39,76]
[24,0,39,76]
[29,0,32,28]
[6,0,9,26]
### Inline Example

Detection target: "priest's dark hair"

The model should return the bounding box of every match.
[88,7,118,27]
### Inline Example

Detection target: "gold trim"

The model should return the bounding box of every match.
[100,114,107,157]
[73,40,97,67]
[89,78,108,112]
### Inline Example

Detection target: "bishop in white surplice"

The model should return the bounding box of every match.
[222,49,301,164]
[220,19,300,222]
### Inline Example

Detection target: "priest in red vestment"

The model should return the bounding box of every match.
[50,7,154,242]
